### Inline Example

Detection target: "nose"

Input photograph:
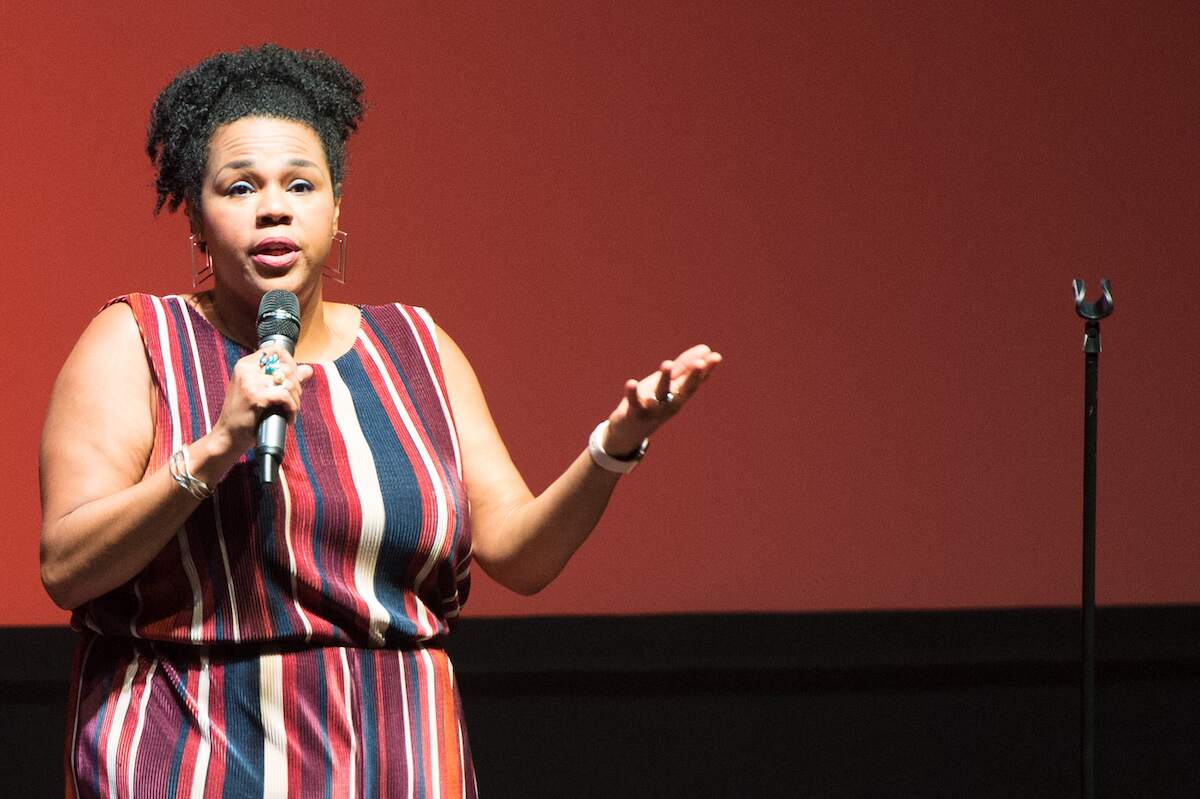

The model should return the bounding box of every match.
[256,183,292,227]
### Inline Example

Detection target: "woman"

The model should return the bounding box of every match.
[40,45,720,798]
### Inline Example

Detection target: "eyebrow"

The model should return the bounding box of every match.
[216,158,323,174]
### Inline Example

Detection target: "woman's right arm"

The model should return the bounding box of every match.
[39,302,308,610]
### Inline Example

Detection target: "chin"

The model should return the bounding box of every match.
[251,269,317,292]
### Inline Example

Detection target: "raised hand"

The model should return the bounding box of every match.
[602,344,723,455]
[210,344,315,457]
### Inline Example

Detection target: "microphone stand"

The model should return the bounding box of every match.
[1072,278,1113,799]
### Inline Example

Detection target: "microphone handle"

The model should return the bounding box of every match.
[256,333,297,483]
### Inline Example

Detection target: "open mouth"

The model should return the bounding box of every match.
[251,238,300,269]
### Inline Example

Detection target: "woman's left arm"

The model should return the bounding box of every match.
[437,326,721,595]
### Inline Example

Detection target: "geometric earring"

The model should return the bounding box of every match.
[323,229,348,284]
[189,234,214,286]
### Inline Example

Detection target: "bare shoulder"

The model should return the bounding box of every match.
[433,324,489,416]
[434,322,467,362]
[433,323,485,399]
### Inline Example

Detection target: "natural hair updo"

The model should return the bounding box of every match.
[146,44,365,214]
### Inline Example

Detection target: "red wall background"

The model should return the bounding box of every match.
[2,2,1197,625]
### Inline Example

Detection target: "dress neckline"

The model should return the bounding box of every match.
[176,295,367,367]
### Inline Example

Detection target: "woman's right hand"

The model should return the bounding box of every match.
[208,344,314,459]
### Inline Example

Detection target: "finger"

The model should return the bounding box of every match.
[296,364,315,384]
[623,378,640,410]
[257,345,301,366]
[671,363,704,402]
[654,361,673,401]
[671,345,712,376]
[682,352,721,384]
[669,351,723,401]
[267,380,303,421]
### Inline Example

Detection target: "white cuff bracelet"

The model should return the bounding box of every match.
[588,420,649,474]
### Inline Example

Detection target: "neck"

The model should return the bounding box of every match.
[204,284,332,360]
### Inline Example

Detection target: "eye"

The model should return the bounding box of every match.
[288,179,315,193]
[226,180,254,196]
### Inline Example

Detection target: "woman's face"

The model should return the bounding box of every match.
[192,116,340,305]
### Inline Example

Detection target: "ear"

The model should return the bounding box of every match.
[184,203,205,248]
[332,194,342,235]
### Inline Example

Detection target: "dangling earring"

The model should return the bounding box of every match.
[189,234,213,286]
[323,230,348,284]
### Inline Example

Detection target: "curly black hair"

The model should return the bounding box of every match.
[146,44,365,214]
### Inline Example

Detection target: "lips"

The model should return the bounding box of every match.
[251,237,300,270]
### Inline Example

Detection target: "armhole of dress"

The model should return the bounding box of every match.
[402,304,465,483]
[409,305,452,411]
[412,306,441,356]
[100,293,167,472]
[101,294,163,389]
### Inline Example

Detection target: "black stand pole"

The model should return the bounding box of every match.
[1073,278,1112,799]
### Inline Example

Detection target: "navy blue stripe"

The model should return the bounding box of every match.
[164,711,188,798]
[253,476,294,638]
[87,675,108,797]
[358,652,379,796]
[293,399,332,606]
[405,650,427,798]
[221,655,265,799]
[164,300,204,444]
[335,350,424,641]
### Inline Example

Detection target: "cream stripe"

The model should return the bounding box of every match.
[398,652,415,799]
[170,295,215,433]
[260,652,288,798]
[125,658,158,799]
[420,647,444,796]
[326,362,391,646]
[105,655,140,799]
[150,296,204,642]
[211,499,240,641]
[173,526,205,644]
[360,332,448,639]
[68,636,95,799]
[419,648,442,799]
[278,469,314,642]
[188,656,212,799]
[150,296,183,454]
[171,295,241,641]
[339,648,358,799]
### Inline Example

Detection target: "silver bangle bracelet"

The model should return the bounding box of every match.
[169,447,214,500]
[588,420,649,474]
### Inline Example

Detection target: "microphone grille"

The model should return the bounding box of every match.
[256,290,301,342]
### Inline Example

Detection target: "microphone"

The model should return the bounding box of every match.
[255,290,301,483]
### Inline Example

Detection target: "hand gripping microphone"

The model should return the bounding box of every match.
[255,290,301,483]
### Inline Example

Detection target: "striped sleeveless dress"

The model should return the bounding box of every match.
[65,293,476,799]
